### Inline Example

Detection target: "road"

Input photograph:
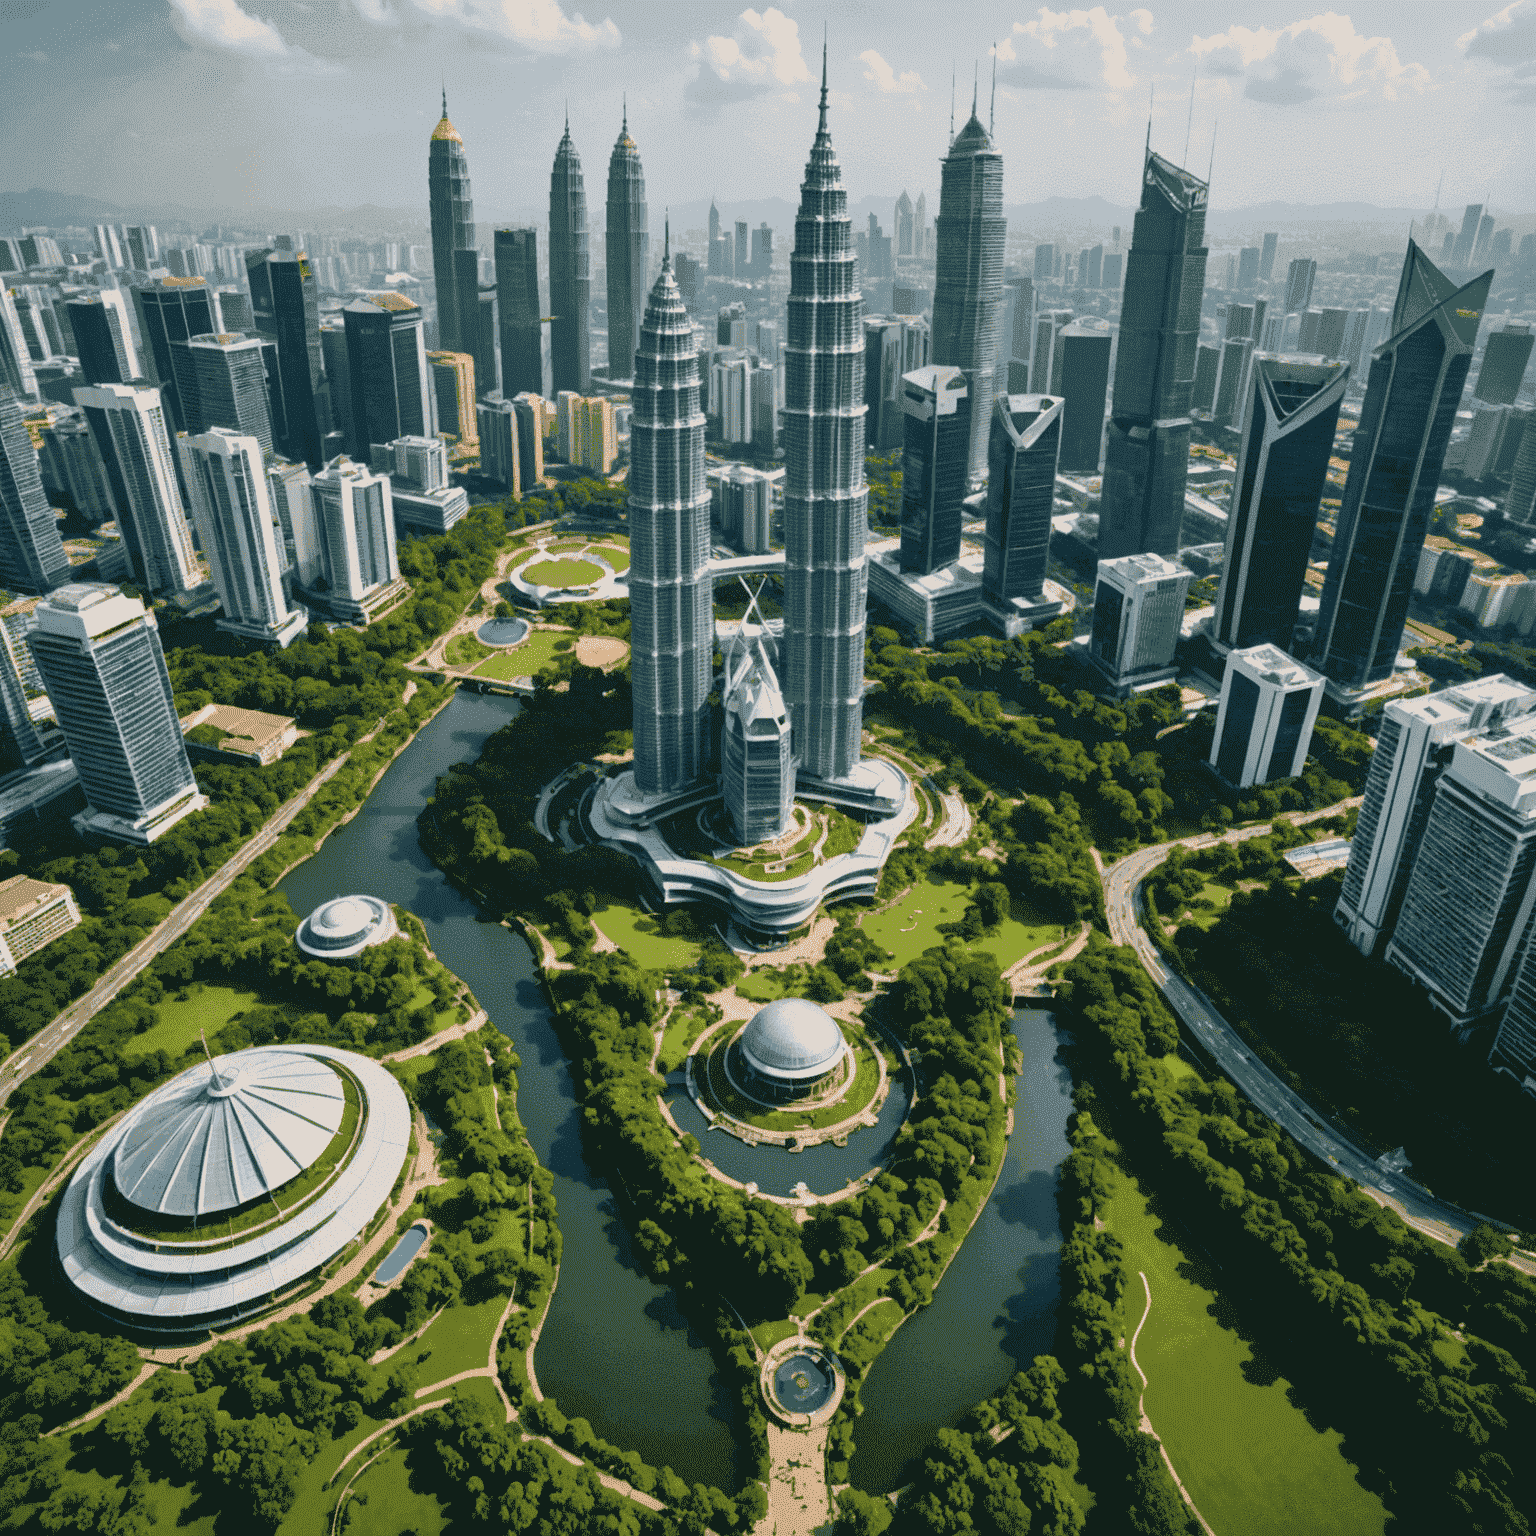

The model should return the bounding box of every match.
[0,746,356,1109]
[1097,801,1520,1256]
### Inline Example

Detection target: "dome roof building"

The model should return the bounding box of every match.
[296,894,397,960]
[737,997,850,1103]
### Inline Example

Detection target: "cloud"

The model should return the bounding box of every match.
[860,49,924,94]
[1190,14,1430,105]
[686,7,811,113]
[166,0,290,57]
[997,7,1136,94]
[1458,0,1536,102]
[351,0,620,51]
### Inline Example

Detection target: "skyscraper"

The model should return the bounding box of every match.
[915,192,927,258]
[452,249,498,399]
[721,622,794,845]
[1213,355,1347,654]
[1507,421,1536,530]
[1258,232,1279,283]
[28,583,206,844]
[982,394,1063,615]
[1283,258,1317,315]
[864,314,931,451]
[247,249,323,467]
[37,406,117,524]
[429,92,477,354]
[1098,148,1210,559]
[0,615,49,770]
[708,200,725,276]
[1312,243,1492,694]
[1236,246,1260,293]
[308,457,400,618]
[74,383,198,596]
[895,191,914,257]
[1208,644,1324,788]
[494,227,544,398]
[898,365,970,576]
[0,387,71,593]
[605,108,649,381]
[65,292,140,386]
[627,232,713,796]
[1474,321,1533,405]
[342,294,435,456]
[1451,203,1483,268]
[0,286,38,400]
[475,395,520,495]
[929,93,1006,485]
[736,219,750,280]
[132,277,221,433]
[1088,552,1191,693]
[180,428,306,646]
[176,332,274,456]
[549,117,591,394]
[782,52,869,787]
[1056,324,1111,473]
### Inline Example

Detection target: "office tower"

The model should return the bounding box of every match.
[94,225,124,269]
[735,219,750,281]
[29,583,205,843]
[476,394,520,494]
[1088,552,1191,692]
[308,457,399,616]
[554,393,617,473]
[782,57,869,787]
[707,200,725,276]
[895,191,915,257]
[247,250,322,466]
[751,223,773,282]
[1209,644,1324,787]
[0,287,38,400]
[1506,419,1536,527]
[427,349,476,444]
[180,429,305,646]
[122,226,159,272]
[267,460,321,588]
[0,388,70,593]
[1475,321,1533,405]
[1223,254,1237,290]
[713,464,774,553]
[1449,204,1483,267]
[493,227,544,398]
[1031,310,1072,404]
[0,239,18,272]
[1212,356,1346,653]
[1313,307,1348,360]
[1192,344,1219,412]
[342,294,434,456]
[983,394,1062,614]
[176,332,273,455]
[1213,336,1251,427]
[1385,711,1536,1024]
[131,277,220,432]
[1098,150,1209,560]
[627,237,712,796]
[898,365,969,575]
[73,383,198,595]
[38,406,116,523]
[1057,324,1112,473]
[1491,909,1536,1082]
[319,320,351,447]
[1001,277,1034,388]
[864,314,931,451]
[1257,232,1279,284]
[448,250,497,398]
[1236,247,1260,294]
[383,435,469,535]
[429,93,477,353]
[65,292,139,386]
[1335,675,1536,956]
[1080,245,1102,289]
[1312,243,1492,694]
[913,192,927,257]
[549,118,591,394]
[1102,252,1123,290]
[18,235,63,270]
[1470,214,1496,268]
[721,625,794,844]
[217,288,252,332]
[0,616,49,770]
[1342,307,1371,369]
[1034,244,1055,280]
[511,393,547,485]
[1464,403,1519,482]
[604,110,649,382]
[1283,258,1317,315]
[930,97,1005,486]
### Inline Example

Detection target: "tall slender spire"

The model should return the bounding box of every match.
[1207,119,1217,186]
[441,84,447,118]
[1183,59,1196,163]
[818,30,828,134]
[972,62,978,119]
[989,45,996,135]
[950,66,955,144]
[622,92,627,134]
[664,213,670,265]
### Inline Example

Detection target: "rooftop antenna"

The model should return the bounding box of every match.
[200,1028,224,1089]
[972,60,979,120]
[949,66,956,145]
[818,27,828,134]
[989,43,997,136]
[1206,118,1218,188]
[622,92,627,135]
[1145,83,1153,164]
[664,211,670,265]
[441,81,447,119]
[1183,59,1197,165]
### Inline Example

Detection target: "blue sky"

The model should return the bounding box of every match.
[2,2,1532,218]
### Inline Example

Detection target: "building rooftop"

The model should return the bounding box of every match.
[180,702,296,757]
[1231,643,1322,688]
[0,873,71,928]
[741,997,845,1081]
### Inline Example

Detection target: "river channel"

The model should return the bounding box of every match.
[276,692,1074,1492]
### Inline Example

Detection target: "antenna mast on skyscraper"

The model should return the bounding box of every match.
[1207,119,1218,188]
[949,67,956,145]
[989,44,997,136]
[1184,60,1197,165]
[1145,84,1153,163]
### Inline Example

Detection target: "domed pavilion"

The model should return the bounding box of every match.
[735,997,852,1105]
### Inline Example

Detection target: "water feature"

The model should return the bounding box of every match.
[374,1222,428,1285]
[476,618,530,647]
[773,1353,836,1415]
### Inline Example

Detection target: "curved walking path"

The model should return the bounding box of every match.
[46,1361,158,1438]
[1128,1270,1216,1536]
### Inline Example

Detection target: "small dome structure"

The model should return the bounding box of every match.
[737,998,850,1104]
[296,894,397,960]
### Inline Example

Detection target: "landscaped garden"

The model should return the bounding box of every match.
[521,557,604,588]
[471,629,575,680]
[861,875,1064,970]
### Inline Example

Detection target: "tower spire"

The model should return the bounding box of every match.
[949,66,955,145]
[1207,118,1217,187]
[1184,59,1196,164]
[441,83,447,119]
[818,28,828,133]
[989,44,996,136]
[664,211,670,266]
[972,61,978,119]
[1145,83,1153,162]
[622,92,627,135]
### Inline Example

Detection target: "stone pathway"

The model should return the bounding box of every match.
[758,1421,831,1536]
[382,1011,486,1064]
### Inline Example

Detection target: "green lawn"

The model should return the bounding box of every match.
[860,878,1063,970]
[411,1294,508,1383]
[593,542,631,572]
[444,633,493,667]
[590,902,703,970]
[340,1446,447,1536]
[1105,1170,1387,1536]
[473,630,573,680]
[124,985,258,1059]
[658,1005,711,1071]
[522,557,603,588]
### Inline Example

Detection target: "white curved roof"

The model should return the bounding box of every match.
[741,997,845,1081]
[295,894,396,959]
[112,1050,345,1218]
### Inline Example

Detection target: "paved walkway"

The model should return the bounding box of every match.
[382,1011,486,1064]
[758,1421,830,1536]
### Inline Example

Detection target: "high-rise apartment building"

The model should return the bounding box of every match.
[1208,644,1324,788]
[0,286,38,400]
[475,395,520,495]
[982,394,1062,617]
[1451,204,1484,268]
[895,191,914,258]
[1258,232,1279,283]
[0,388,70,595]
[628,239,713,796]
[1474,321,1533,406]
[175,332,274,456]
[930,96,1006,485]
[1213,355,1347,653]
[555,392,618,474]
[713,464,774,554]
[37,405,116,524]
[28,583,206,844]
[247,249,322,466]
[428,93,477,354]
[307,457,401,621]
[512,393,547,486]
[493,227,544,399]
[267,459,321,589]
[1507,421,1536,529]
[898,365,969,576]
[605,110,649,381]
[1098,150,1209,559]
[863,314,931,451]
[74,383,198,595]
[1335,675,1536,956]
[342,294,434,457]
[549,118,591,394]
[65,292,140,386]
[1056,324,1111,473]
[132,277,221,433]
[427,349,476,444]
[1312,243,1492,695]
[1088,552,1191,693]
[180,428,306,646]
[782,55,869,788]
[1283,258,1317,315]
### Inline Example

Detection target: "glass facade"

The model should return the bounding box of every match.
[135,281,219,434]
[1215,671,1259,783]
[605,116,649,381]
[495,228,544,398]
[983,396,1061,604]
[549,123,591,394]
[0,388,70,593]
[898,367,969,575]
[428,103,477,355]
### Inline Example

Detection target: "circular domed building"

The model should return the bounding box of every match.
[296,894,397,961]
[56,1044,410,1333]
[734,997,852,1105]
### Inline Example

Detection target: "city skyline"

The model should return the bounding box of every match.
[3,3,1533,220]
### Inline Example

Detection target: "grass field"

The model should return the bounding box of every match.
[593,543,630,572]
[472,630,573,680]
[590,902,703,970]
[1105,1169,1388,1536]
[409,1293,508,1382]
[444,633,493,667]
[860,878,1063,970]
[342,1446,446,1535]
[124,985,258,1058]
[522,557,603,588]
